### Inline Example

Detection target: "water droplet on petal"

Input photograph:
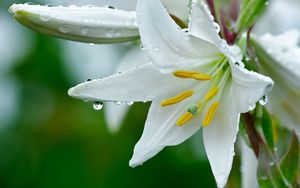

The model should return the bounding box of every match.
[93,101,103,111]
[69,4,77,8]
[89,43,95,46]
[140,44,146,50]
[59,25,71,33]
[127,101,134,106]
[25,2,36,5]
[249,103,256,111]
[213,22,220,33]
[259,95,268,106]
[40,14,50,22]
[104,5,115,9]
[269,161,274,166]
[114,101,122,105]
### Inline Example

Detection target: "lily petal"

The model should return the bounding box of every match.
[203,85,239,188]
[136,0,220,70]
[203,68,272,187]
[130,95,201,167]
[231,65,274,113]
[68,63,197,102]
[189,0,221,45]
[9,4,139,44]
[104,46,149,133]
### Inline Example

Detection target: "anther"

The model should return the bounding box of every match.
[205,87,219,101]
[176,112,193,126]
[173,70,199,78]
[161,90,194,107]
[192,73,212,81]
[203,102,220,127]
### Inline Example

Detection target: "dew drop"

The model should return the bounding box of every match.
[127,101,134,106]
[86,4,95,8]
[25,2,36,5]
[213,22,220,33]
[40,14,50,22]
[269,161,274,166]
[259,95,268,106]
[93,101,103,111]
[86,78,92,82]
[114,101,122,105]
[69,4,77,8]
[249,103,256,111]
[89,43,95,46]
[140,44,146,50]
[104,5,116,9]
[59,25,71,33]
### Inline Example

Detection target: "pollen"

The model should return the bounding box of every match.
[205,87,219,101]
[176,112,193,126]
[192,73,212,81]
[160,90,194,107]
[203,102,220,127]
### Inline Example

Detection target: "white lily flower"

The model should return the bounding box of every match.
[67,0,273,186]
[257,29,300,136]
[68,0,273,186]
[9,3,139,44]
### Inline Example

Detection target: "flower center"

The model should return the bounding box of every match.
[160,57,231,127]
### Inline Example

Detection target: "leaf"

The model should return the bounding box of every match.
[257,144,290,188]
[279,132,300,185]
[236,0,269,33]
[261,107,275,151]
[9,4,140,44]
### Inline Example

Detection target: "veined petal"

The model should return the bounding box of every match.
[9,4,139,44]
[68,63,198,102]
[129,96,201,167]
[136,0,220,70]
[104,46,148,133]
[230,65,274,113]
[203,85,239,188]
[240,139,259,188]
[189,0,221,45]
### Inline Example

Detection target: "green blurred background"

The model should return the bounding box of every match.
[1,0,282,187]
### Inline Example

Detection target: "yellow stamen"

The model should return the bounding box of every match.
[205,87,219,101]
[192,73,212,81]
[203,102,220,127]
[176,112,193,126]
[173,70,199,78]
[160,90,194,107]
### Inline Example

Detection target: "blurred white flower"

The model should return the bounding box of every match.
[258,29,300,136]
[68,0,273,187]
[255,0,300,35]
[240,139,259,188]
